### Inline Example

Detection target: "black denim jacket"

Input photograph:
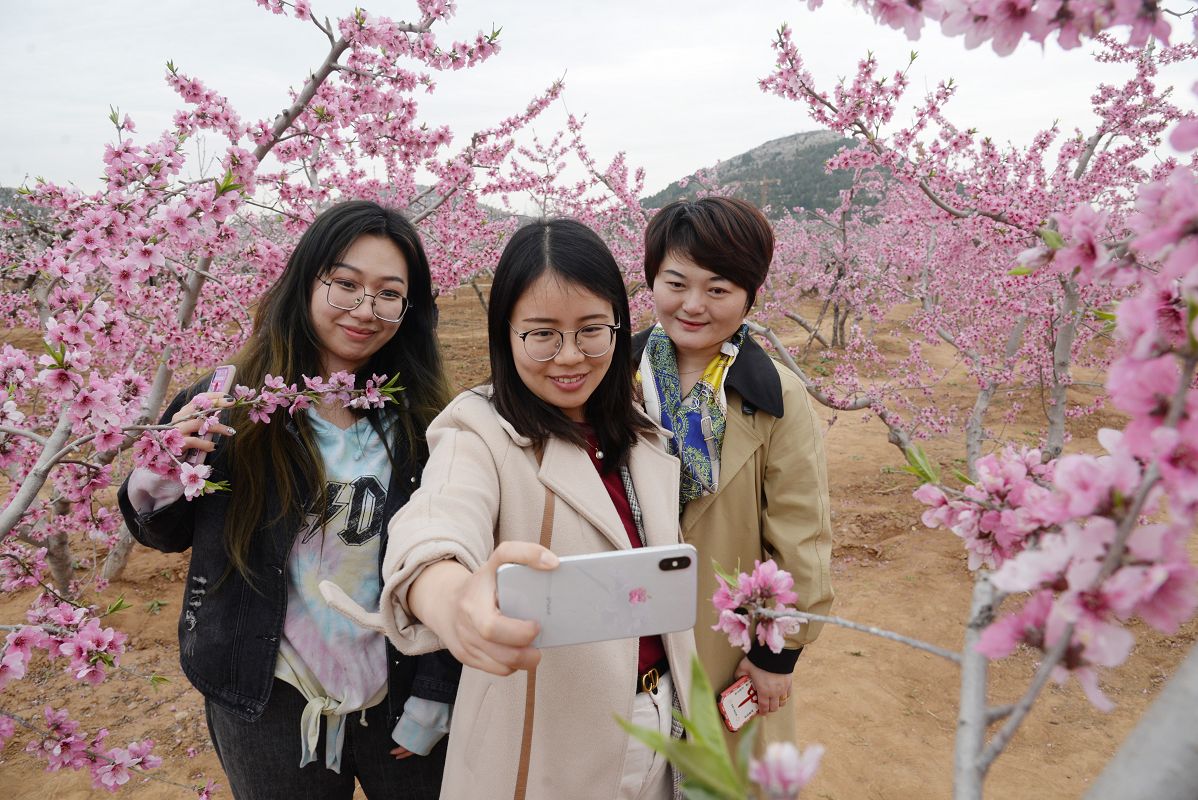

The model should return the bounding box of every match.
[116,382,461,726]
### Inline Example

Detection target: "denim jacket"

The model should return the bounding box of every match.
[116,381,461,727]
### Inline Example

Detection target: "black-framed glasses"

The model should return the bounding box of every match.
[509,321,621,362]
[320,277,410,323]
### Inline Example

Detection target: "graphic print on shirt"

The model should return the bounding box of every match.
[299,474,387,546]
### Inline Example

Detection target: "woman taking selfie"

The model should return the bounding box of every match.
[634,197,834,749]
[118,200,459,799]
[326,218,694,800]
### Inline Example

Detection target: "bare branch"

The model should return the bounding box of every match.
[755,606,961,663]
[976,620,1076,771]
[0,425,48,446]
[784,311,830,348]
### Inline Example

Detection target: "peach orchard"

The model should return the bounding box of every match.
[1,0,1196,797]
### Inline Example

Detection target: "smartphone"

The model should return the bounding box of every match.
[185,365,236,465]
[718,675,759,732]
[496,543,698,649]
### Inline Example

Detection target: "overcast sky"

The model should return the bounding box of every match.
[3,1,1194,197]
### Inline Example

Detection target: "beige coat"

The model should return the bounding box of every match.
[331,390,695,800]
[636,332,834,752]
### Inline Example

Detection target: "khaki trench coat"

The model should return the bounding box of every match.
[326,390,695,800]
[635,332,834,753]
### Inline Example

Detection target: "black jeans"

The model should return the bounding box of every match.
[205,680,447,800]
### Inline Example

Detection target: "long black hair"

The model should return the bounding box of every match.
[222,200,450,579]
[487,218,653,465]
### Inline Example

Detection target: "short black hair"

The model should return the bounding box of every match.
[487,218,652,464]
[644,196,775,312]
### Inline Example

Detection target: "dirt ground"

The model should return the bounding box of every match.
[1,289,1194,799]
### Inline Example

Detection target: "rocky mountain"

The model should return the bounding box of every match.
[641,130,855,218]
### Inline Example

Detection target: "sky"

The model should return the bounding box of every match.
[2,0,1194,198]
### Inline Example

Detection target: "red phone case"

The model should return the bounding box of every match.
[718,675,759,732]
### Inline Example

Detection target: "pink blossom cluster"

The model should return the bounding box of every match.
[915,446,1057,569]
[712,560,803,654]
[1,604,159,790]
[24,601,129,686]
[127,371,397,500]
[806,0,1177,53]
[749,742,825,800]
[11,706,161,793]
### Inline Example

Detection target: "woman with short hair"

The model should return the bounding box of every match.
[636,196,834,751]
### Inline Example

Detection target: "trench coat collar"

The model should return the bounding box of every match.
[537,433,680,553]
[631,327,784,419]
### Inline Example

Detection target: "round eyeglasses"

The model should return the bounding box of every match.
[510,322,621,362]
[320,277,410,323]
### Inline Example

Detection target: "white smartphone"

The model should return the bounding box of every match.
[496,543,698,649]
[185,364,236,465]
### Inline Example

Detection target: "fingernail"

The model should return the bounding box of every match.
[226,427,236,435]
[539,552,558,568]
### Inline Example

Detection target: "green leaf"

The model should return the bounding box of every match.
[681,785,731,800]
[41,340,66,368]
[91,651,115,667]
[214,170,243,196]
[146,599,168,615]
[149,674,170,688]
[951,467,975,486]
[711,559,740,589]
[105,595,132,616]
[686,655,727,749]
[381,372,405,392]
[204,479,231,494]
[1007,265,1033,276]
[617,717,744,799]
[1039,228,1066,250]
[108,106,120,126]
[902,443,940,484]
[735,717,761,783]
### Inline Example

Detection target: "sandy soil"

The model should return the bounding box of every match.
[1,290,1193,799]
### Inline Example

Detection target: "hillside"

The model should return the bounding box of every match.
[641,130,855,217]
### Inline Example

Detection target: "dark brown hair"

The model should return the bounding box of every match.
[643,197,775,312]
[222,200,450,582]
[487,218,653,465]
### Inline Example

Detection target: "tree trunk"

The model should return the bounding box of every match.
[1044,278,1081,461]
[965,318,1028,477]
[1084,643,1198,800]
[953,575,997,800]
[102,524,137,582]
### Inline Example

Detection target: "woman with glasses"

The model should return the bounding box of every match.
[117,200,458,799]
[325,218,695,800]
[634,197,834,752]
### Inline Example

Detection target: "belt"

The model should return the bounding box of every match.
[636,657,671,694]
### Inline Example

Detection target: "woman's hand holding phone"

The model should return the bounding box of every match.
[172,394,236,463]
[734,656,793,716]
[174,367,238,465]
[409,541,559,677]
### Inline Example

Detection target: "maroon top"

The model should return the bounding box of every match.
[581,428,668,674]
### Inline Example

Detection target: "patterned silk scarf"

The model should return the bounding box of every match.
[639,323,748,506]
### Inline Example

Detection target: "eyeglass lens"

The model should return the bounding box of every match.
[523,325,616,361]
[326,278,408,322]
